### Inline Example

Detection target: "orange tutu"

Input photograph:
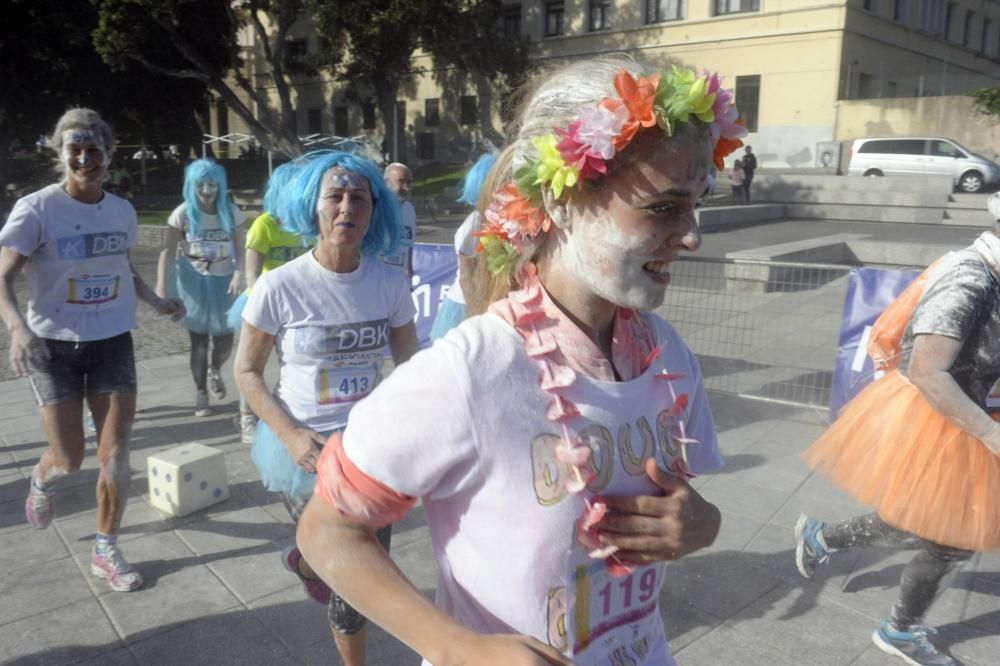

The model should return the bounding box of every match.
[804,370,1000,551]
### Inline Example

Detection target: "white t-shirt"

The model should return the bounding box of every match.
[167,202,245,277]
[341,313,722,665]
[243,252,417,432]
[0,184,138,342]
[443,211,479,306]
[382,199,416,274]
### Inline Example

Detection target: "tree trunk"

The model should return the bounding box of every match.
[374,75,400,164]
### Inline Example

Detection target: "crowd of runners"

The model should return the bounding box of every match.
[1,54,999,666]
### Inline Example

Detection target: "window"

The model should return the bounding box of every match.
[982,18,991,52]
[417,132,435,160]
[333,107,348,136]
[863,0,879,13]
[887,81,899,96]
[963,10,974,47]
[857,139,925,155]
[460,96,477,125]
[590,0,612,30]
[646,0,683,23]
[734,75,760,132]
[894,0,909,23]
[307,109,322,135]
[425,98,440,127]
[362,103,376,130]
[502,5,521,39]
[545,1,565,36]
[930,140,961,157]
[715,0,759,15]
[284,38,309,75]
[857,73,874,98]
[944,2,956,39]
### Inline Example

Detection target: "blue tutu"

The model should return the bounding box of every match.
[252,420,338,500]
[226,291,248,331]
[168,260,238,336]
[430,297,466,340]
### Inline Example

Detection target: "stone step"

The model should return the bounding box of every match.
[752,174,954,196]
[785,203,944,224]
[941,207,995,226]
[761,189,945,207]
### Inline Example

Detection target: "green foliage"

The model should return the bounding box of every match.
[970,87,1000,120]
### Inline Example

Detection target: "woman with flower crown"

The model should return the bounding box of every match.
[295,56,746,665]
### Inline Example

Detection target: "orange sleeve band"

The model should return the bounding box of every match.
[314,431,417,528]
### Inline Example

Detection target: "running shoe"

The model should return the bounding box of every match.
[282,544,332,605]
[240,413,258,446]
[872,620,955,666]
[194,389,212,417]
[25,482,55,529]
[207,367,226,400]
[91,544,144,592]
[794,513,831,579]
[85,411,97,433]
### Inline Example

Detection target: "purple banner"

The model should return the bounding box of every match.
[830,267,921,419]
[411,243,458,349]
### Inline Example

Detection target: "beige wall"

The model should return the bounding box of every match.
[835,94,1000,157]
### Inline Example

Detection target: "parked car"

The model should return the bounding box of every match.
[847,136,1000,193]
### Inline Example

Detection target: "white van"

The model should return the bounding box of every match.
[848,137,1000,193]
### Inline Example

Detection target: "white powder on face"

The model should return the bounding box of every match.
[553,136,710,311]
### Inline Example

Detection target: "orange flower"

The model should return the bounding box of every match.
[712,119,746,170]
[499,183,550,238]
[608,70,660,150]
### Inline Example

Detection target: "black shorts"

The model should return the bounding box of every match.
[28,332,137,406]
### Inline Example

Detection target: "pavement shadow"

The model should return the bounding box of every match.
[8,598,422,665]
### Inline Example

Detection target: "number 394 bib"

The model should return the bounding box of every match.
[66,273,121,308]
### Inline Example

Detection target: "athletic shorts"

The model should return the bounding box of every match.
[28,332,137,406]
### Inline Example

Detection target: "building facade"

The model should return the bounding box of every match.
[215,0,1000,167]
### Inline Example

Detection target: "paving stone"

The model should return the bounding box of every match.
[0,556,94,627]
[0,597,122,665]
[84,531,242,641]
[0,520,69,573]
[128,605,290,665]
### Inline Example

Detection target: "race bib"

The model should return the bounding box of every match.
[67,274,121,306]
[566,549,664,665]
[187,240,231,261]
[317,365,378,405]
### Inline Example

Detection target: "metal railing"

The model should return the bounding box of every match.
[657,256,854,410]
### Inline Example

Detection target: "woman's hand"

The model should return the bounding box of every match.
[8,325,46,377]
[284,428,326,473]
[447,634,574,666]
[597,458,720,563]
[154,296,186,322]
[227,270,243,295]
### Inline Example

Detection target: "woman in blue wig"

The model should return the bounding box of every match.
[428,152,497,340]
[234,150,418,665]
[227,161,314,444]
[156,159,245,417]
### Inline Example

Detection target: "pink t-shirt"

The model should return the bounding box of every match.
[316,281,722,665]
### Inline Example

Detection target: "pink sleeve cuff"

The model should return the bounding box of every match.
[315,431,417,528]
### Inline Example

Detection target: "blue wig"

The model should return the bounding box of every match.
[278,150,401,258]
[262,162,300,217]
[456,152,497,206]
[182,159,234,237]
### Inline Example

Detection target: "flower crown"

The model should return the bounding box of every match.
[475,66,746,276]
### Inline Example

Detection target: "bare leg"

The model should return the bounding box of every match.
[35,399,87,484]
[332,627,368,666]
[88,392,136,534]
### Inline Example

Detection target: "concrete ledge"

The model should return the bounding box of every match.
[696,204,785,231]
[785,203,943,224]
[723,233,863,294]
[753,173,954,196]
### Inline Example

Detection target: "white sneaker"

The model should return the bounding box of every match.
[207,367,226,400]
[194,390,212,417]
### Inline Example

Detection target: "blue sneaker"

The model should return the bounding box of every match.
[794,513,831,578]
[873,620,955,666]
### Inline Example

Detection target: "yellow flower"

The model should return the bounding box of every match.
[532,135,579,199]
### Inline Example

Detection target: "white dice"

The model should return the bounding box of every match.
[147,443,229,517]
